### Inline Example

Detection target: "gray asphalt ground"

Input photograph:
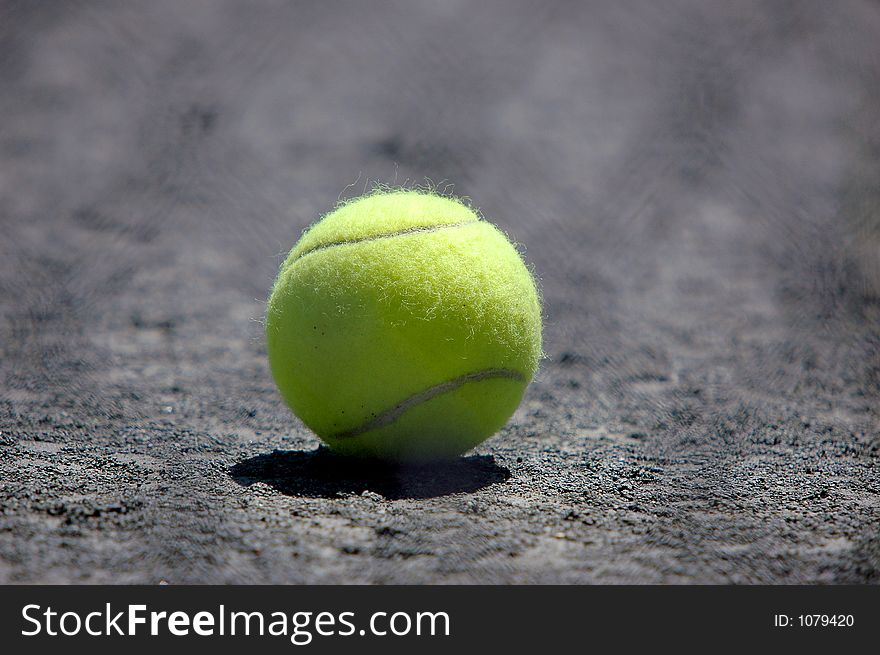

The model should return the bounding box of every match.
[1,0,879,584]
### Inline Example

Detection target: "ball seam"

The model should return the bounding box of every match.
[289,219,481,266]
[329,367,526,440]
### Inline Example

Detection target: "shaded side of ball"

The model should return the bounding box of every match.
[266,190,542,461]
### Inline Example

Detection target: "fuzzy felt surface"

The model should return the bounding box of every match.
[267,192,542,460]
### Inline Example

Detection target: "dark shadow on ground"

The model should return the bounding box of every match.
[229,447,511,500]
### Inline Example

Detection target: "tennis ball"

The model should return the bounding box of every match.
[266,189,542,461]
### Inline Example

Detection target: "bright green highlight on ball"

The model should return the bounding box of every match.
[266,189,542,461]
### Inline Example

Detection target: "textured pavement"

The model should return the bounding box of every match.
[1,0,878,583]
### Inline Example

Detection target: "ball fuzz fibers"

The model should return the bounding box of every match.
[266,190,542,461]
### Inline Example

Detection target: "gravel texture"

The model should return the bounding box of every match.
[1,0,878,584]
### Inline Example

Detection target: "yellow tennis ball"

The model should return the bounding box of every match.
[266,190,542,461]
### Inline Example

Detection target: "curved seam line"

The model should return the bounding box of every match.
[330,367,527,439]
[288,219,480,265]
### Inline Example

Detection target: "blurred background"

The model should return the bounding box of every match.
[1,0,878,583]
